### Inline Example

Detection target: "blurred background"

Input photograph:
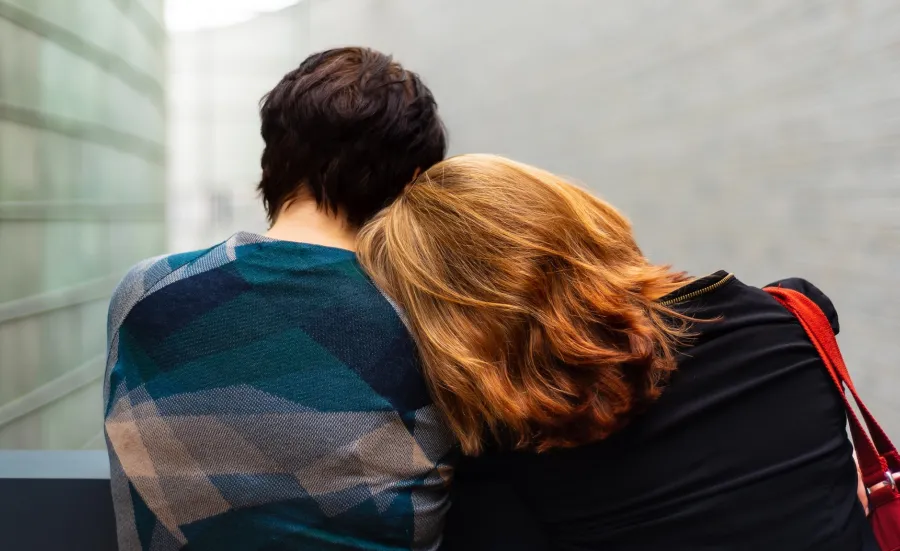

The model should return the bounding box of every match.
[1,0,898,450]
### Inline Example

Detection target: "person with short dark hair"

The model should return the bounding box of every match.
[258,47,447,229]
[103,47,453,551]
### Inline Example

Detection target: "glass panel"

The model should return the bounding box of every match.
[0,0,165,450]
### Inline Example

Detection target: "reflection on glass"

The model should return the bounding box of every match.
[0,0,166,449]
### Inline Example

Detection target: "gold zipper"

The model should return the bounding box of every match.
[659,273,735,306]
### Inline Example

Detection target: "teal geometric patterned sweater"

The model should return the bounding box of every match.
[104,232,455,551]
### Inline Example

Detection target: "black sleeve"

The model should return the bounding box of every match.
[441,455,550,551]
[765,277,840,335]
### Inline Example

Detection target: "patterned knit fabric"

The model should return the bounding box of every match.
[104,232,455,551]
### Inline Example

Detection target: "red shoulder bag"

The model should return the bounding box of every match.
[765,287,900,550]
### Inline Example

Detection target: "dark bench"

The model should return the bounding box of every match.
[0,451,117,551]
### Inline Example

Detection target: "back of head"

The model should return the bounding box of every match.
[357,154,691,455]
[259,47,447,227]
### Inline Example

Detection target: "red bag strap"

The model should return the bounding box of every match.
[764,286,900,488]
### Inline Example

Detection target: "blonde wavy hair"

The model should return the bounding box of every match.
[357,154,692,455]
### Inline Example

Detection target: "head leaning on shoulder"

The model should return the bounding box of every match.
[258,47,447,229]
[357,154,693,456]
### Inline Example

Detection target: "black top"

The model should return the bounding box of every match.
[442,273,877,551]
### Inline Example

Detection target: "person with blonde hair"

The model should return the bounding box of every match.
[357,154,877,550]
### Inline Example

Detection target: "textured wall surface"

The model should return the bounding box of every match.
[312,0,900,436]
[0,0,166,448]
[170,0,900,434]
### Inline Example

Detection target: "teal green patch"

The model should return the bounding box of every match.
[149,328,391,412]
[118,327,166,392]
[230,243,355,286]
[130,482,158,550]
[164,249,209,272]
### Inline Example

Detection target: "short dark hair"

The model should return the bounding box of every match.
[258,47,448,227]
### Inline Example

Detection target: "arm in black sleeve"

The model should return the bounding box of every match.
[765,277,840,335]
[441,454,550,551]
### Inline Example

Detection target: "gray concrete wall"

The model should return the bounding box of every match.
[170,0,900,434]
[305,0,900,435]
[0,0,166,448]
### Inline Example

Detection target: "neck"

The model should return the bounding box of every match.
[265,199,357,251]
